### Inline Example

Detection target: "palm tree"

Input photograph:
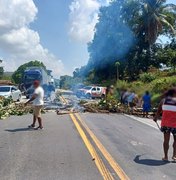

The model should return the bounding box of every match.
[115,61,120,81]
[142,0,176,45]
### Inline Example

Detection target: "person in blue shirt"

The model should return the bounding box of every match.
[142,91,151,118]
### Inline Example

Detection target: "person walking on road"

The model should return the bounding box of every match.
[142,91,151,118]
[25,80,44,130]
[154,88,176,161]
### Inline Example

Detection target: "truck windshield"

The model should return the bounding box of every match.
[24,74,41,81]
[0,87,10,92]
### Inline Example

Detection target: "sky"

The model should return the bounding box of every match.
[0,0,175,78]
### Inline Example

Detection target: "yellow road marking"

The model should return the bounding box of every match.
[75,113,130,180]
[69,114,114,180]
[60,95,68,104]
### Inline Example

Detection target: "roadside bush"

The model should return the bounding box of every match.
[150,76,176,94]
[116,80,130,90]
[130,81,146,96]
[139,73,156,83]
[151,93,161,107]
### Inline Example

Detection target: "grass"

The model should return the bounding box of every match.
[116,70,176,106]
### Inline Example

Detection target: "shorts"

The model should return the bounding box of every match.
[33,106,43,118]
[161,126,176,136]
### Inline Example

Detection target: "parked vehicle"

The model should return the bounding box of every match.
[76,86,106,99]
[0,86,22,101]
[76,86,92,98]
[91,87,106,99]
[21,67,55,98]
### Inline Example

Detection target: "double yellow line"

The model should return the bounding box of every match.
[70,113,129,180]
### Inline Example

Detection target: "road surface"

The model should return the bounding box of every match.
[0,112,175,180]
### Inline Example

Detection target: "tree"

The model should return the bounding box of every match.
[157,38,176,72]
[81,0,176,82]
[87,0,134,81]
[141,0,176,45]
[12,60,46,84]
[123,0,176,78]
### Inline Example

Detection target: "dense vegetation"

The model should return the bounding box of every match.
[73,0,176,83]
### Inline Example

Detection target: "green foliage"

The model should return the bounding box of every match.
[75,0,176,82]
[0,97,13,108]
[12,60,46,84]
[116,80,130,90]
[157,38,176,72]
[150,76,176,94]
[139,73,156,83]
[116,72,176,107]
[151,93,161,107]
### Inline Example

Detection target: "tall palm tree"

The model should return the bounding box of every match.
[143,0,176,45]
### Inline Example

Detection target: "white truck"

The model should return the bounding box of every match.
[76,86,106,99]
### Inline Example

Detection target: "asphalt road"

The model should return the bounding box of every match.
[0,112,175,180]
[80,113,176,180]
[0,113,101,180]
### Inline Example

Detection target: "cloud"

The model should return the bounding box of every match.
[69,0,110,43]
[0,0,64,77]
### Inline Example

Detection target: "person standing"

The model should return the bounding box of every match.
[127,91,136,114]
[142,91,151,118]
[154,88,176,161]
[25,80,44,130]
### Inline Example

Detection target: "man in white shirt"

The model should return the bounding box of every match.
[25,80,44,130]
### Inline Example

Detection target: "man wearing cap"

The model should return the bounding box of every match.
[25,80,44,130]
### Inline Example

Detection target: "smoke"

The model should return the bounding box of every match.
[87,0,135,69]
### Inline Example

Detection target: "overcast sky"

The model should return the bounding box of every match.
[0,0,175,78]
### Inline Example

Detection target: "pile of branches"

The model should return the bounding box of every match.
[79,98,123,113]
[79,99,156,117]
[0,96,33,120]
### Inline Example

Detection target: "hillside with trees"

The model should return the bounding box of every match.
[72,0,176,84]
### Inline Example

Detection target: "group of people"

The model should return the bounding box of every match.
[120,89,151,117]
[26,80,176,162]
[120,88,176,161]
